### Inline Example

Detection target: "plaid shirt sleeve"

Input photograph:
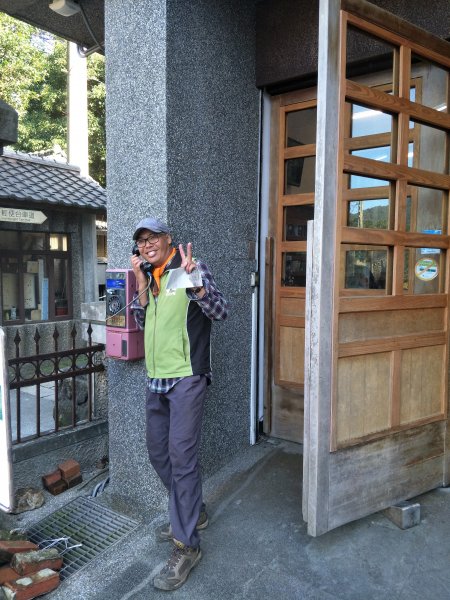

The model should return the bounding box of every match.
[186,260,229,321]
[130,292,146,330]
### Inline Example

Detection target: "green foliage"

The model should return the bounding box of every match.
[0,13,106,186]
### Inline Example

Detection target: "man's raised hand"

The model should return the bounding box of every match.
[179,243,197,274]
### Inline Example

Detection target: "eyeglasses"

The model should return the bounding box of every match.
[136,233,162,247]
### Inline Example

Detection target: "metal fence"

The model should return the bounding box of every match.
[8,324,105,444]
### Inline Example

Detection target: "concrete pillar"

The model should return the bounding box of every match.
[104,0,259,515]
[105,0,170,514]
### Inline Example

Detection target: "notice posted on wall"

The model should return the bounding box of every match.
[0,328,14,512]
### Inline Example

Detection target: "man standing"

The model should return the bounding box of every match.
[130,217,228,591]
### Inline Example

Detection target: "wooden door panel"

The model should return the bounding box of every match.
[279,325,305,385]
[279,297,305,317]
[400,345,444,423]
[333,8,450,450]
[270,386,304,443]
[336,352,391,445]
[338,307,445,342]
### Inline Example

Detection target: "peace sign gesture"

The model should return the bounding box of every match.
[179,243,197,274]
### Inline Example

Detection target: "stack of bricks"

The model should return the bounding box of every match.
[0,530,62,599]
[42,459,82,496]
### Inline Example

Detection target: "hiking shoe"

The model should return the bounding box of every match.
[155,508,209,542]
[153,541,202,591]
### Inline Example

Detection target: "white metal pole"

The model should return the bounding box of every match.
[68,42,89,177]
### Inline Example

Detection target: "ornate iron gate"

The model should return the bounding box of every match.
[8,324,105,444]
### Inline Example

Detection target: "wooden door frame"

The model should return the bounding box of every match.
[263,87,317,439]
[304,0,450,536]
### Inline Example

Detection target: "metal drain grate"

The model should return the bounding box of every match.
[27,496,139,580]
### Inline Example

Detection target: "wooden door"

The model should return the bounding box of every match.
[264,89,317,443]
[303,0,450,536]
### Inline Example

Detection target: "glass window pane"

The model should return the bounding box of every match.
[346,26,397,91]
[349,174,390,190]
[0,231,19,250]
[22,232,45,251]
[54,258,69,316]
[49,234,68,251]
[282,252,306,287]
[410,121,447,174]
[2,258,19,322]
[344,247,387,290]
[23,255,47,322]
[286,107,317,146]
[404,248,445,295]
[284,156,315,194]
[351,145,391,163]
[347,198,389,229]
[406,186,446,234]
[284,205,314,241]
[407,142,414,167]
[411,55,448,111]
[351,104,393,138]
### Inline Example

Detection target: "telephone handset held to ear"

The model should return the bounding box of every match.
[132,243,152,276]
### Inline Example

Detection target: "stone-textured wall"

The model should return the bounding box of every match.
[12,421,109,490]
[105,0,259,516]
[166,0,259,475]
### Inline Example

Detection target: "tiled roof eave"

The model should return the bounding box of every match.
[0,193,105,211]
[0,151,106,210]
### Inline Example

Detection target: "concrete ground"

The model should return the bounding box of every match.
[8,437,450,599]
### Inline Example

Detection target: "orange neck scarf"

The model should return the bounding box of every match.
[152,248,176,295]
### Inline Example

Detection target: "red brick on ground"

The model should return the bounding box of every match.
[45,480,68,496]
[57,459,80,480]
[63,473,83,489]
[0,566,19,586]
[2,568,60,600]
[0,542,39,565]
[11,550,63,577]
[41,470,62,490]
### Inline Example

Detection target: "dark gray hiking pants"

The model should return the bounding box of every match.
[145,375,207,548]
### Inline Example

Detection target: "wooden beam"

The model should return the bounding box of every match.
[341,226,449,249]
[339,294,448,313]
[344,155,450,190]
[346,80,450,131]
[284,144,317,159]
[304,0,342,537]
[339,331,446,357]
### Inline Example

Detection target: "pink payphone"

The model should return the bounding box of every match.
[105,269,145,360]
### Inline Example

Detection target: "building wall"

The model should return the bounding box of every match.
[166,0,260,474]
[256,0,450,89]
[105,0,259,515]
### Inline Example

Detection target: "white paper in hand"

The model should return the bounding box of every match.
[166,267,202,290]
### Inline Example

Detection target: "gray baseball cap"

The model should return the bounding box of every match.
[133,217,170,240]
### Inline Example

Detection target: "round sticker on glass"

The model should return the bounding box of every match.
[415,257,439,281]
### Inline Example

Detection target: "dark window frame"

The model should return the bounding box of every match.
[0,231,72,326]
